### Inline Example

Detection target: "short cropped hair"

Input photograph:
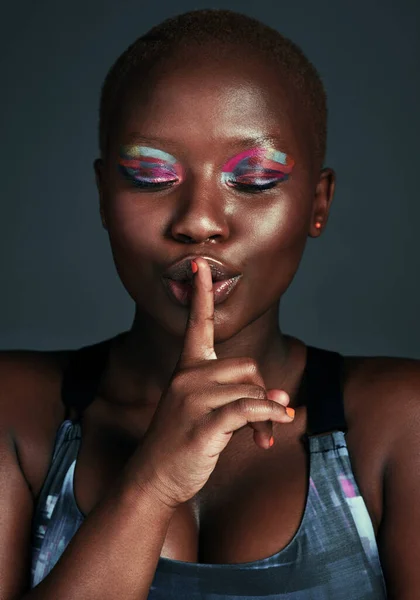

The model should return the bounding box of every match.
[98,9,327,166]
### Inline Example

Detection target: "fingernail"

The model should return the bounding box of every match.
[191,260,198,274]
[286,407,295,419]
[269,436,274,447]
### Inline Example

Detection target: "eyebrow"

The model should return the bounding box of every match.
[122,133,290,150]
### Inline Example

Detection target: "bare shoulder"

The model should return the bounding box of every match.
[342,352,420,462]
[335,353,420,530]
[0,348,73,497]
[341,354,420,594]
[343,353,420,425]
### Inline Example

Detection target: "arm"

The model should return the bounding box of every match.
[24,471,176,600]
[0,427,176,600]
[376,361,420,598]
[0,353,177,600]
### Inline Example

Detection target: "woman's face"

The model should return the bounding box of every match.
[94,45,335,341]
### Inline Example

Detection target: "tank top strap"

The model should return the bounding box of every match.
[61,337,112,418]
[299,345,347,436]
[61,337,346,433]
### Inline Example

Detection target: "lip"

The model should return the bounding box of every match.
[162,255,242,283]
[162,275,242,307]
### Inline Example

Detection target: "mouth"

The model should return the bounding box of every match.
[162,255,243,307]
[162,254,243,307]
[162,255,242,284]
[162,275,242,307]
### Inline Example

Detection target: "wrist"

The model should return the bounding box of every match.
[120,462,180,515]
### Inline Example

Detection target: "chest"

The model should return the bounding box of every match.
[71,406,381,565]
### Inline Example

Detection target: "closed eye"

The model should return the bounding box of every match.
[118,164,178,190]
[129,179,178,190]
[128,178,277,193]
[225,172,290,192]
[230,180,279,193]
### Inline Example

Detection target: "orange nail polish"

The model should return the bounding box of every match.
[191,260,198,274]
[286,407,295,419]
[269,436,274,447]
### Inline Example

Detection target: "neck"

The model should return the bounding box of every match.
[104,302,297,406]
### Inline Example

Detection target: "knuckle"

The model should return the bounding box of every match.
[187,421,206,445]
[243,360,265,386]
[244,358,259,374]
[236,356,258,372]
[180,390,195,406]
[254,385,267,400]
[236,397,255,414]
[202,347,216,361]
[242,384,265,400]
[170,369,192,392]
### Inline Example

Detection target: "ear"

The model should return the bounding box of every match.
[308,167,336,238]
[93,158,108,230]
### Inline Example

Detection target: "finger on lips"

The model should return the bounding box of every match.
[183,257,293,450]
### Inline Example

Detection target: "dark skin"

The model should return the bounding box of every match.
[95,47,331,404]
[1,42,420,599]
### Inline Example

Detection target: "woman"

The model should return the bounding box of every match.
[1,8,418,599]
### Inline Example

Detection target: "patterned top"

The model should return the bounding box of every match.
[30,341,388,598]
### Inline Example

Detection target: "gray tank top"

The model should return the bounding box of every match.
[30,341,387,598]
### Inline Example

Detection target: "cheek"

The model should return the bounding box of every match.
[243,188,312,296]
[102,193,166,300]
[102,161,163,247]
[246,186,310,254]
[104,192,162,252]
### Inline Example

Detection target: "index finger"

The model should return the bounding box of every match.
[178,258,217,366]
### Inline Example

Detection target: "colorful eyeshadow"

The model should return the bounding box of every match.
[118,145,184,184]
[221,147,295,186]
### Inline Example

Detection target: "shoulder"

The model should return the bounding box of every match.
[0,348,74,497]
[326,353,420,533]
[342,354,420,495]
[0,348,73,427]
[340,354,420,595]
[342,353,420,439]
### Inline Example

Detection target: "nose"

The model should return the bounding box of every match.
[169,176,231,244]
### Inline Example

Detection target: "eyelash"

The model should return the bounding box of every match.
[226,180,280,193]
[128,178,283,193]
[129,179,178,189]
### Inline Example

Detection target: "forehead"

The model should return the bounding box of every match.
[114,44,311,164]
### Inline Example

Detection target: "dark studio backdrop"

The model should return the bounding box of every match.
[1,0,419,357]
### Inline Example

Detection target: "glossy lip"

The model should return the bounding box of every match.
[162,255,242,283]
[162,275,242,307]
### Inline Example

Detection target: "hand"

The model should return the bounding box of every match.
[126,257,294,509]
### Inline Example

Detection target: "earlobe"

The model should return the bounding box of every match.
[309,167,336,238]
[93,158,108,230]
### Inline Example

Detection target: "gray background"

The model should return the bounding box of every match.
[1,0,419,356]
